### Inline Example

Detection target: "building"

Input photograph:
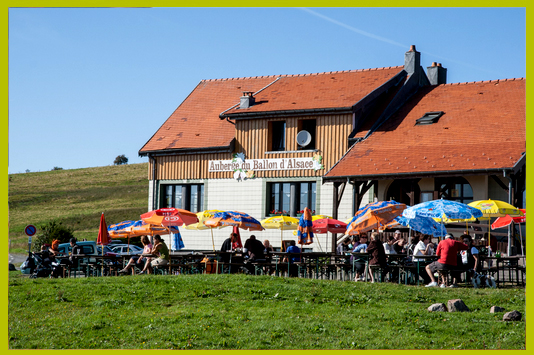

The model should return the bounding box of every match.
[139,45,525,253]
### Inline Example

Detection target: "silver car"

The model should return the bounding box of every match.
[110,244,144,255]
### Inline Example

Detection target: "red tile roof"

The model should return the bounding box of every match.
[139,67,404,153]
[139,76,279,153]
[225,67,404,115]
[325,78,526,179]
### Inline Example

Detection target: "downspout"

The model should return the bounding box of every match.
[503,169,514,256]
[348,177,357,216]
[149,154,157,211]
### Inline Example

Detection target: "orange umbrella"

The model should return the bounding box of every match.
[141,207,199,227]
[346,203,406,236]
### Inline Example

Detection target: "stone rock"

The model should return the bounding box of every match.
[490,306,505,313]
[503,310,522,321]
[428,303,447,312]
[448,299,470,312]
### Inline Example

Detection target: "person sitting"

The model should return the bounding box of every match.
[119,235,152,274]
[139,235,169,274]
[392,230,405,253]
[367,232,388,283]
[459,234,480,283]
[283,240,301,277]
[383,235,397,254]
[412,234,435,284]
[352,234,368,282]
[337,237,352,255]
[244,235,265,261]
[262,239,275,274]
[424,234,468,287]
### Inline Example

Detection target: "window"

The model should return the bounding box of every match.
[269,121,286,151]
[435,177,473,204]
[268,181,316,215]
[297,119,316,150]
[415,111,444,125]
[161,184,204,212]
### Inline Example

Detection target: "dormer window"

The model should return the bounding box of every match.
[415,111,444,125]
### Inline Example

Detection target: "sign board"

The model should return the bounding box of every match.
[209,157,321,173]
[25,224,37,237]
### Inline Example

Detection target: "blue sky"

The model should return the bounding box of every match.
[8,7,526,174]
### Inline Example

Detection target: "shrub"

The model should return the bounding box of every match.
[32,220,73,252]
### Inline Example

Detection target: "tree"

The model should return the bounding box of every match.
[32,220,74,252]
[114,154,128,165]
[52,166,63,171]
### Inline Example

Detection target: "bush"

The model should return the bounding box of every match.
[32,220,74,252]
[114,155,128,165]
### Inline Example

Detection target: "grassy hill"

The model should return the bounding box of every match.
[8,163,149,253]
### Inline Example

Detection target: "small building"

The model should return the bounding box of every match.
[139,45,525,253]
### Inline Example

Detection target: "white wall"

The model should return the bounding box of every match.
[158,177,361,252]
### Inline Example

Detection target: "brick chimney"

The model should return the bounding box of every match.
[404,45,420,75]
[240,91,255,109]
[427,62,447,85]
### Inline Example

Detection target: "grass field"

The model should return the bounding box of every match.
[8,272,525,350]
[8,163,149,252]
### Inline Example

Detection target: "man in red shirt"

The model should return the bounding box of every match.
[425,234,468,287]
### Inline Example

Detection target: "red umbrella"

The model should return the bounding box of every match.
[312,218,347,234]
[312,218,347,252]
[141,207,199,227]
[97,212,110,246]
[232,225,243,249]
[96,212,110,275]
[491,209,526,229]
[491,208,526,256]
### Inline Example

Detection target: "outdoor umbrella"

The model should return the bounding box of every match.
[232,226,243,249]
[469,199,524,255]
[312,218,347,252]
[491,209,526,256]
[96,212,111,275]
[141,207,199,227]
[204,211,264,231]
[403,198,483,239]
[346,202,406,236]
[395,215,445,238]
[346,200,406,227]
[297,207,314,246]
[261,215,299,252]
[170,228,185,251]
[184,210,224,251]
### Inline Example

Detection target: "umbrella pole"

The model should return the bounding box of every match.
[519,222,524,258]
[210,227,215,251]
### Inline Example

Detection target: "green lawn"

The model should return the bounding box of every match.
[8,272,525,349]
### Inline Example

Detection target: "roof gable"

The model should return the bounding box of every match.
[326,78,526,179]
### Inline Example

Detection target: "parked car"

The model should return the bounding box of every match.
[110,244,143,256]
[57,241,120,260]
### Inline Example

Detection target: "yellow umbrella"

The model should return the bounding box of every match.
[261,215,299,251]
[468,199,524,251]
[312,214,332,221]
[185,210,223,250]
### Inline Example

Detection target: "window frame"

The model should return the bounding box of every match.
[161,183,204,212]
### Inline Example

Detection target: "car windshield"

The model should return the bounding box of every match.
[97,246,115,254]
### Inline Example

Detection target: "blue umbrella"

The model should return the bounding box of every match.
[297,207,314,245]
[395,215,445,238]
[171,228,185,251]
[402,198,483,237]
[403,198,483,220]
